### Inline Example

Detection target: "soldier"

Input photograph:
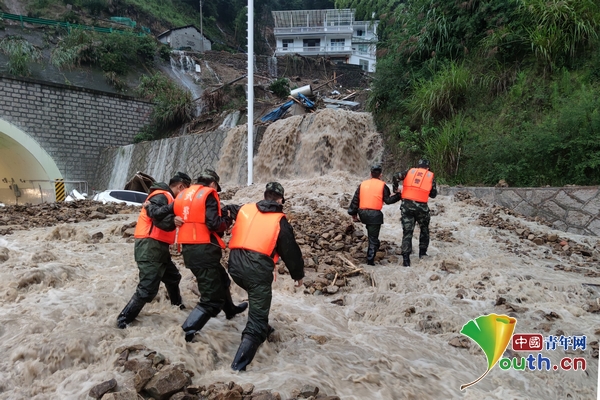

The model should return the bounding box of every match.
[173,169,248,342]
[228,182,304,371]
[348,164,400,265]
[393,159,437,267]
[117,172,192,329]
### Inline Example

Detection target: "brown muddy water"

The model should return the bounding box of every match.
[0,172,597,399]
[0,108,598,399]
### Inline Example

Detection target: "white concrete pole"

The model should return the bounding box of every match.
[247,0,254,186]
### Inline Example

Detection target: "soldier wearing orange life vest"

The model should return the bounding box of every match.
[392,159,437,267]
[348,164,401,265]
[228,182,304,371]
[173,169,247,343]
[117,172,191,329]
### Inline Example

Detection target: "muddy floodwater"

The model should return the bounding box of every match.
[0,172,597,399]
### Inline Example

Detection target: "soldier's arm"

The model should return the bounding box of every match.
[383,184,401,204]
[347,186,360,215]
[146,194,176,231]
[205,194,232,233]
[392,170,408,192]
[221,203,242,220]
[276,217,304,281]
[429,179,438,199]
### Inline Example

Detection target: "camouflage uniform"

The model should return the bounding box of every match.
[393,165,437,262]
[400,199,432,255]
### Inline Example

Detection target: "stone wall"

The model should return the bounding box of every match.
[0,74,153,185]
[94,123,267,192]
[440,186,600,236]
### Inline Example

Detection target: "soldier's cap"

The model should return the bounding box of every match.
[371,164,382,173]
[196,169,222,192]
[265,182,285,204]
[418,158,430,168]
[170,171,192,187]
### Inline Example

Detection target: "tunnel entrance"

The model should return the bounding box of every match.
[0,119,62,205]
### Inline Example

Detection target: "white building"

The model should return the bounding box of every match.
[157,25,211,53]
[272,9,378,72]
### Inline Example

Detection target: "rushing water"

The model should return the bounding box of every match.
[0,109,598,399]
[106,144,134,190]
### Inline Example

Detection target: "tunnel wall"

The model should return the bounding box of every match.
[0,74,153,191]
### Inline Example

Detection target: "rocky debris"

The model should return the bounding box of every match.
[121,221,137,238]
[448,337,471,349]
[281,199,400,295]
[440,260,461,273]
[106,345,341,400]
[476,205,599,271]
[89,378,117,399]
[144,364,192,400]
[0,201,138,235]
[433,228,457,243]
[0,246,9,262]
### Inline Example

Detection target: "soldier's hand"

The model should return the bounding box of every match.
[352,214,359,222]
[294,279,303,287]
[143,201,150,208]
[174,216,184,227]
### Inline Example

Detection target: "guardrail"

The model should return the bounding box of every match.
[0,12,146,35]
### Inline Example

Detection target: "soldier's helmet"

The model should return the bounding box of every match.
[370,164,383,173]
[197,169,222,192]
[170,171,192,187]
[266,182,285,204]
[418,159,430,168]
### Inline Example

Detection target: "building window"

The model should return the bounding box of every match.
[357,29,364,37]
[359,59,369,71]
[357,44,369,54]
[303,38,320,51]
[282,39,293,51]
[330,38,345,51]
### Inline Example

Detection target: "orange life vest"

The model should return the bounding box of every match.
[173,185,225,248]
[228,203,284,263]
[358,178,386,210]
[133,189,176,244]
[402,168,434,203]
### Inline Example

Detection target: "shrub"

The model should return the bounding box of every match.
[0,36,43,76]
[407,62,473,125]
[268,77,290,98]
[137,73,194,129]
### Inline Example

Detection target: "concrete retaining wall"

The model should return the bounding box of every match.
[440,186,600,236]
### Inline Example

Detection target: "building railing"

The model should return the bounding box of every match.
[274,26,354,35]
[276,45,354,54]
[0,12,147,35]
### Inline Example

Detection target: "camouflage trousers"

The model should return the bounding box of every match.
[400,200,431,255]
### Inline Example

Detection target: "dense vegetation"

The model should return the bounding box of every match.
[337,0,600,186]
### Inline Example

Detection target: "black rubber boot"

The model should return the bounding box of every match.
[182,306,212,342]
[165,284,184,309]
[366,244,376,266]
[419,249,428,259]
[223,291,248,320]
[402,254,411,267]
[231,335,261,371]
[117,294,146,329]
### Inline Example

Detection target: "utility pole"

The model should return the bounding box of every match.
[247,0,254,186]
[199,0,203,50]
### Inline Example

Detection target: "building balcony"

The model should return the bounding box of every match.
[274,26,354,35]
[274,45,353,56]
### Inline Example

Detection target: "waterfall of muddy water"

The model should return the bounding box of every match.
[218,109,383,185]
[204,61,222,84]
[161,51,204,117]
[107,144,134,190]
[0,172,596,399]
[217,124,249,185]
[268,56,278,77]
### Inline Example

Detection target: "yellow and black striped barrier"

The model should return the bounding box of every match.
[55,179,66,202]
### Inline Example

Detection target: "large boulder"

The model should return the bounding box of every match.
[143,364,191,400]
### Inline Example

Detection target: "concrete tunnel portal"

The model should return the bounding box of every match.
[0,118,62,205]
